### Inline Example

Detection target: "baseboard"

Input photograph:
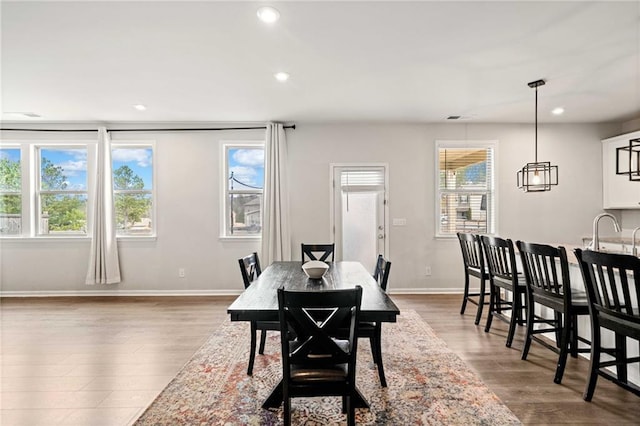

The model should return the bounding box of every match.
[0,289,244,297]
[1,288,464,298]
[389,288,462,295]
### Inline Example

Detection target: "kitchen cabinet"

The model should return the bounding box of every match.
[603,131,640,209]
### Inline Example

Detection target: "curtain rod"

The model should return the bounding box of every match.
[0,124,296,132]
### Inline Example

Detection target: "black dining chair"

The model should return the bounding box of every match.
[457,232,490,325]
[481,235,527,348]
[277,285,362,426]
[517,241,591,384]
[356,254,391,387]
[238,252,280,375]
[574,248,640,401]
[301,243,335,263]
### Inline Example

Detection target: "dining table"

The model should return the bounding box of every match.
[227,260,401,409]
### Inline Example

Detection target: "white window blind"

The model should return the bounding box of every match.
[340,168,385,192]
[437,144,495,236]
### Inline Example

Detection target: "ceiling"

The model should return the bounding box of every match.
[2,1,639,124]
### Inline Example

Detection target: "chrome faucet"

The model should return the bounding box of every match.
[632,227,640,257]
[590,213,621,251]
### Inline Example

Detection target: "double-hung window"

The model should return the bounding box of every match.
[222,142,264,237]
[37,146,88,235]
[0,147,22,235]
[436,141,496,237]
[0,139,155,239]
[112,144,155,236]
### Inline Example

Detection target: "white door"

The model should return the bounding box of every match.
[331,165,387,273]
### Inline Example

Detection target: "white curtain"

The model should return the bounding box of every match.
[261,122,291,265]
[85,127,121,284]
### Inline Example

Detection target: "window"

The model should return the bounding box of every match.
[112,145,154,236]
[223,142,264,237]
[436,141,496,237]
[37,147,88,235]
[0,139,155,239]
[0,147,22,235]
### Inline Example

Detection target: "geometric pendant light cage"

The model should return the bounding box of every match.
[616,138,640,181]
[517,79,559,192]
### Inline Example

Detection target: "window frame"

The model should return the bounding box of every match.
[0,138,156,240]
[35,144,91,236]
[0,145,23,236]
[220,140,265,240]
[111,142,156,238]
[434,140,498,239]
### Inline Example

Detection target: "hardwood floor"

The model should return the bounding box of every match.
[1,294,638,425]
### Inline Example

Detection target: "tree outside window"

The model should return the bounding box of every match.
[112,146,153,236]
[0,148,22,234]
[38,148,87,234]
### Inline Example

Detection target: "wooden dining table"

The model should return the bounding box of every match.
[227,260,401,409]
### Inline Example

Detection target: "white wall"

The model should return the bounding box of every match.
[0,121,621,295]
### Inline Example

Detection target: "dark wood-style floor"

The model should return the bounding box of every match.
[1,294,638,425]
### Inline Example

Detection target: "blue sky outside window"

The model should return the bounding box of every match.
[228,147,264,190]
[112,148,153,189]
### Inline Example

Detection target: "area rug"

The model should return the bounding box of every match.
[134,309,521,425]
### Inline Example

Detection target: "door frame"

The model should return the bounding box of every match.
[329,163,389,262]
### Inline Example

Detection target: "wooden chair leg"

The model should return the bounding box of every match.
[554,318,571,384]
[283,397,291,425]
[584,327,601,401]
[347,395,355,426]
[569,314,579,358]
[247,322,257,375]
[553,312,562,346]
[485,285,496,333]
[615,333,628,383]
[505,290,519,348]
[521,301,534,360]
[460,273,470,314]
[474,277,486,325]
[517,293,527,326]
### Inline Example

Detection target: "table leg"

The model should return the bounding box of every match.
[262,380,283,409]
[261,381,370,409]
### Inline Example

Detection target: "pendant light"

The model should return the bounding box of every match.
[616,138,640,181]
[517,79,559,192]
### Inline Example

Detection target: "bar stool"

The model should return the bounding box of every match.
[456,232,490,325]
[481,235,527,348]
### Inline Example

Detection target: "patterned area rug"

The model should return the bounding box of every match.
[135,309,521,425]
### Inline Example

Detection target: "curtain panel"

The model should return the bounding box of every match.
[85,127,121,284]
[261,122,292,265]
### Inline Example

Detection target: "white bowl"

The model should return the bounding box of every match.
[302,260,329,279]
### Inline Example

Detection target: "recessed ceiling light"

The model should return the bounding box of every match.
[274,72,290,82]
[133,104,147,111]
[3,111,41,118]
[551,107,564,115]
[257,6,280,23]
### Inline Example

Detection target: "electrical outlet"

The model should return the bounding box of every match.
[425,266,432,276]
[178,268,186,278]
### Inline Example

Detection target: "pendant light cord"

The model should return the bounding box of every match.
[534,85,538,164]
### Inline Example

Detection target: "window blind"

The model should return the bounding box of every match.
[437,147,494,235]
[340,168,385,192]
